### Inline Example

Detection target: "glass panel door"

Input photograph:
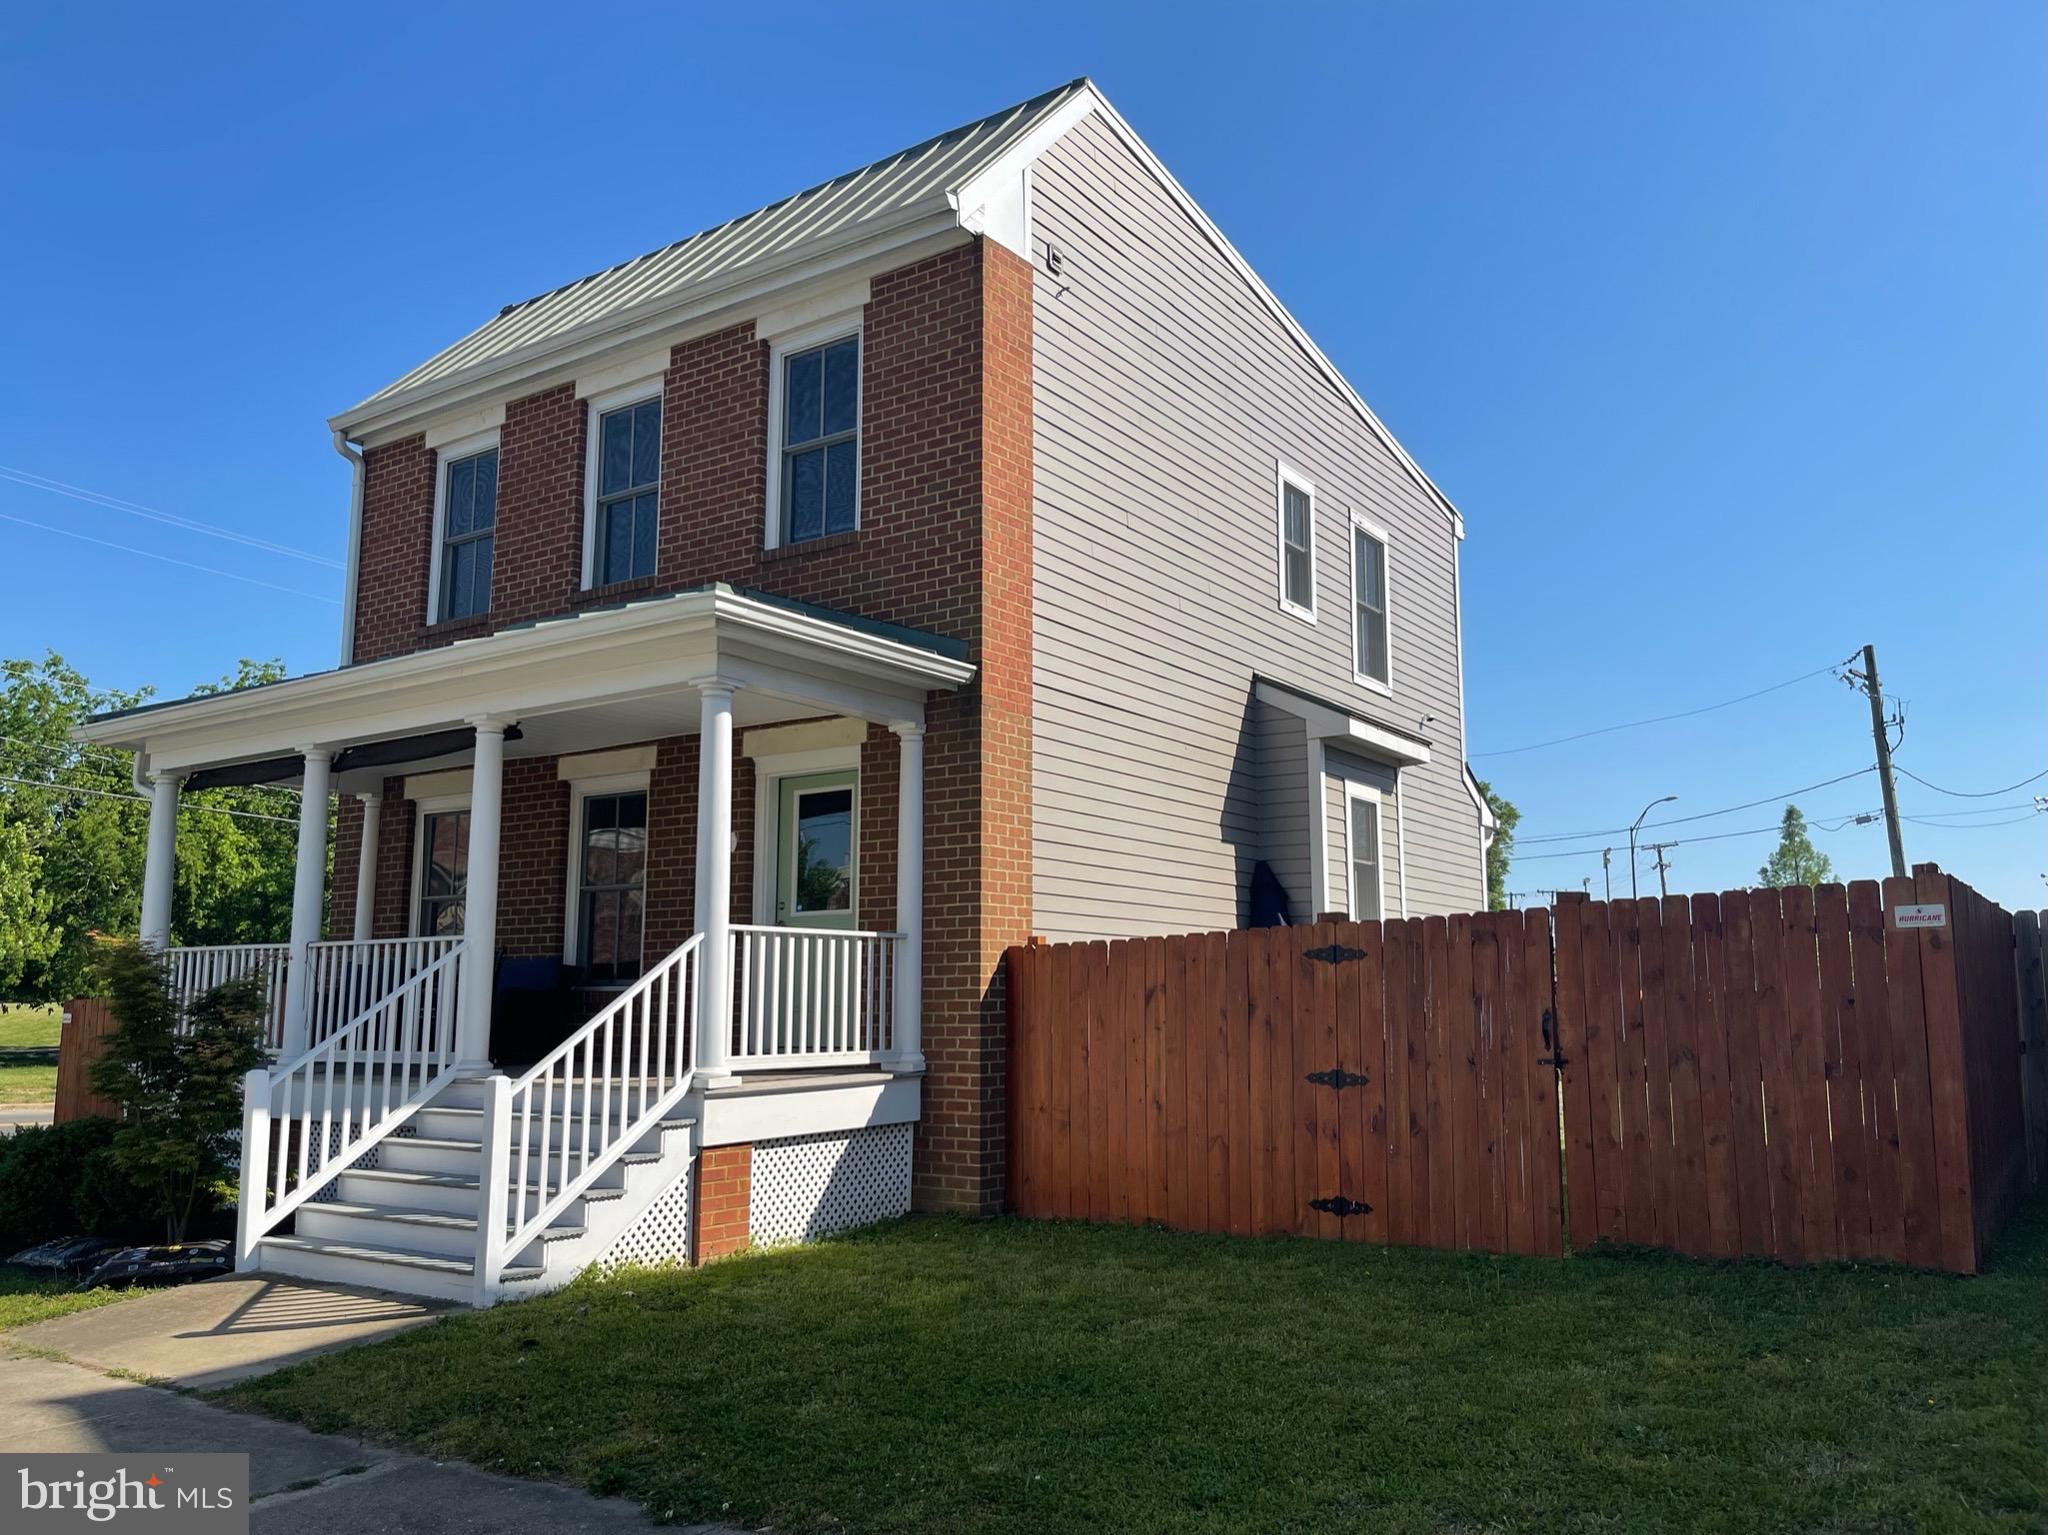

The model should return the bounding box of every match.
[776,770,857,930]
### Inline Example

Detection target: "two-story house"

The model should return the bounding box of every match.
[77,79,1488,1303]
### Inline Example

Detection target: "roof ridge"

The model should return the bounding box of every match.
[491,77,1090,322]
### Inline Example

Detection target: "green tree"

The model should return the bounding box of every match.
[1476,777,1521,911]
[88,940,269,1240]
[0,653,305,1001]
[1758,804,1834,888]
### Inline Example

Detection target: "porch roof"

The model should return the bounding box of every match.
[77,583,975,781]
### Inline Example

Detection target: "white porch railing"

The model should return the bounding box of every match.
[235,944,465,1260]
[479,933,703,1302]
[729,925,901,1069]
[304,935,463,1047]
[166,943,290,1047]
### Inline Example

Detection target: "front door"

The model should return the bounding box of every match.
[775,770,857,929]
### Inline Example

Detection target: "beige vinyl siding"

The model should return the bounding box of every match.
[1028,111,1484,941]
[1255,700,1311,921]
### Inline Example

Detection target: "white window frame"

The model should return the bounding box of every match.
[560,769,653,976]
[1274,461,1317,624]
[763,317,864,551]
[580,378,666,590]
[425,428,501,626]
[407,791,472,938]
[1342,780,1384,922]
[1348,508,1395,696]
[746,740,862,924]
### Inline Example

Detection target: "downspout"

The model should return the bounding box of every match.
[332,429,365,667]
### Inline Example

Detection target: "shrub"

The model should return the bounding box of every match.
[0,1117,115,1252]
[89,941,268,1242]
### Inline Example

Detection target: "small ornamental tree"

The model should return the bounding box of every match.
[1758,804,1835,889]
[1476,778,1522,911]
[89,940,269,1241]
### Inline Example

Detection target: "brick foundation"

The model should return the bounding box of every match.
[693,1143,752,1261]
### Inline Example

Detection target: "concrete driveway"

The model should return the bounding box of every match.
[2,1276,740,1533]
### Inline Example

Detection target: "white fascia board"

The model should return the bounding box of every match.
[950,87,1102,259]
[973,85,1465,535]
[332,210,966,443]
[1253,679,1430,768]
[695,1072,918,1147]
[75,589,973,770]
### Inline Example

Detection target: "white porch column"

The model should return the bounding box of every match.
[138,770,181,949]
[455,719,506,1070]
[694,683,737,1084]
[351,792,382,944]
[278,746,333,1058]
[889,721,925,1073]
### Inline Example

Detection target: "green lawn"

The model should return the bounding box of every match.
[0,1003,62,1049]
[0,1268,127,1330]
[214,1204,2048,1533]
[0,1065,58,1104]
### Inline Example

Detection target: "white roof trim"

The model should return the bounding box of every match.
[1254,680,1431,768]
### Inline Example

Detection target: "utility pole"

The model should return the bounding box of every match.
[1601,848,1612,902]
[1646,842,1674,899]
[1859,643,1907,879]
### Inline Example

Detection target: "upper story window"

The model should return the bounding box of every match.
[779,334,860,544]
[437,445,497,622]
[1275,464,1316,623]
[1351,513,1391,691]
[594,395,661,585]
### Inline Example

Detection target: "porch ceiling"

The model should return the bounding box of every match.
[76,584,974,780]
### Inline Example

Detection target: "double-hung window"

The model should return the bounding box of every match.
[1276,465,1316,621]
[779,334,859,544]
[437,447,497,622]
[593,396,661,585]
[575,790,647,984]
[1351,514,1391,689]
[1347,790,1382,922]
[417,808,470,935]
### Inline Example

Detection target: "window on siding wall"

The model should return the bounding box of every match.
[595,397,661,585]
[780,335,859,544]
[1347,795,1382,921]
[1277,469,1316,620]
[439,449,497,621]
[1352,520,1390,687]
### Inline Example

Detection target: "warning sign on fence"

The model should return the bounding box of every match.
[1893,903,1948,930]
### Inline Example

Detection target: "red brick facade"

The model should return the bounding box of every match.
[333,236,1035,1213]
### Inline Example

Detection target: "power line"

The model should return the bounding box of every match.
[1471,660,1848,759]
[1901,810,2047,829]
[0,775,299,825]
[1896,801,2045,822]
[0,736,305,797]
[1517,766,1877,844]
[0,465,344,568]
[0,510,341,603]
[1894,764,2048,799]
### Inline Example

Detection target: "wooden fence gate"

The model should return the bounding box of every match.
[1007,866,2036,1275]
[1006,911,1563,1257]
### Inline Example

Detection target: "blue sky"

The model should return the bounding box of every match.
[1,2,2040,906]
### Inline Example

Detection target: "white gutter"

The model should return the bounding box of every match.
[332,430,365,667]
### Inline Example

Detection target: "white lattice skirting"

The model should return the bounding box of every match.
[590,1164,694,1273]
[751,1123,913,1246]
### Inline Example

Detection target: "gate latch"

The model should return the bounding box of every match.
[1536,1007,1568,1069]
[1304,1067,1371,1091]
[1309,1195,1373,1219]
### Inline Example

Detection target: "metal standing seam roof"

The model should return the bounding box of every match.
[342,78,1091,421]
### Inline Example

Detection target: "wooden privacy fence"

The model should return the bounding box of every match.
[1007,866,2037,1275]
[53,997,121,1123]
[1008,911,1564,1257]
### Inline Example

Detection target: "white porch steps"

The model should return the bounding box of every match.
[256,1075,698,1305]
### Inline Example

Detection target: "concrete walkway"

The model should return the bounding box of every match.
[3,1276,741,1532]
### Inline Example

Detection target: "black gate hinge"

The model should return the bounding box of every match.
[1310,1195,1373,1219]
[1303,942,1368,966]
[1305,1067,1371,1090]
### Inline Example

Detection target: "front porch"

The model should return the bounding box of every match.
[78,584,974,1301]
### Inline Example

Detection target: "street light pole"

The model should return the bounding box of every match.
[1628,795,1678,903]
